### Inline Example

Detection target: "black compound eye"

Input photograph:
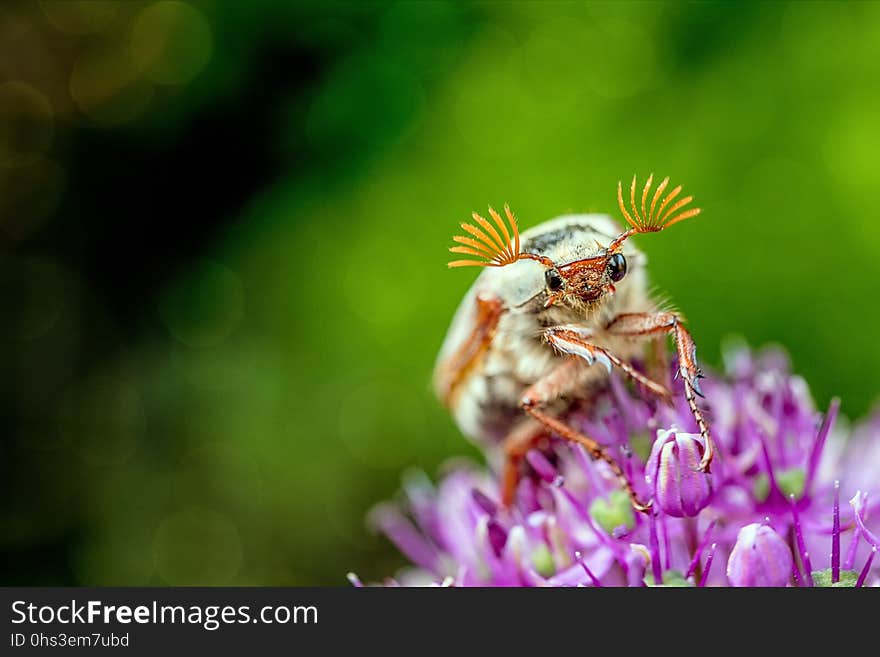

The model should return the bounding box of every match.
[608,253,627,282]
[545,268,564,291]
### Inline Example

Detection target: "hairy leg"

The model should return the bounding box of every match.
[515,358,652,512]
[604,312,713,471]
[544,325,672,404]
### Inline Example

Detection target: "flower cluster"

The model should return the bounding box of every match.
[354,345,880,587]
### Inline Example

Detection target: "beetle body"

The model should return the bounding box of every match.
[435,214,651,446]
[434,176,711,509]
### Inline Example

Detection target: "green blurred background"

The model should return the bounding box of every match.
[2,0,879,585]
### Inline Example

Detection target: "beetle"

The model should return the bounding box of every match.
[433,174,712,511]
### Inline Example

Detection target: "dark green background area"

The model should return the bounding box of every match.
[2,1,879,585]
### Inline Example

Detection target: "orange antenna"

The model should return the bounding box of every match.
[617,174,701,233]
[609,174,701,251]
[448,205,534,268]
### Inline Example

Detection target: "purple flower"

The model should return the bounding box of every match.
[727,523,793,587]
[645,429,712,518]
[357,345,880,587]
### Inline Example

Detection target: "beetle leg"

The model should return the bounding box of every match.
[518,359,652,513]
[501,358,584,506]
[500,419,548,507]
[543,325,673,405]
[434,295,504,408]
[604,312,713,472]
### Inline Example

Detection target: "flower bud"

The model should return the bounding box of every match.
[727,523,793,587]
[645,429,712,517]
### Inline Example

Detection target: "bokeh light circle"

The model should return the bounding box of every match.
[130,1,213,86]
[0,155,64,241]
[69,43,153,125]
[158,260,245,348]
[39,1,119,35]
[0,81,54,167]
[0,256,67,341]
